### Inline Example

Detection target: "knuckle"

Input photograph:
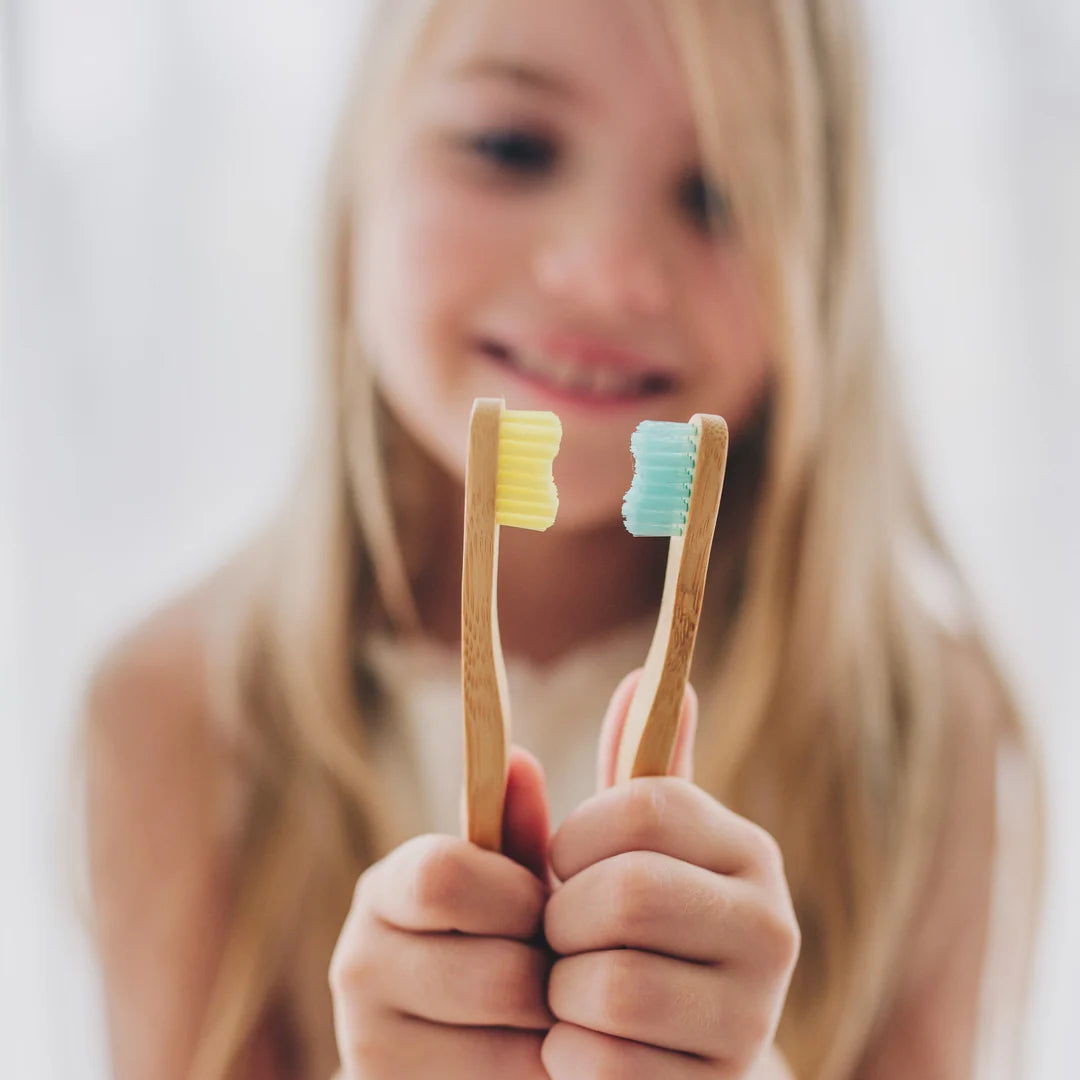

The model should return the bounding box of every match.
[740,1009,776,1061]
[596,950,649,1029]
[715,1000,773,1074]
[609,857,665,940]
[723,1041,760,1076]
[334,973,398,1074]
[754,902,801,974]
[622,781,669,850]
[749,825,785,877]
[343,1024,395,1078]
[348,862,379,920]
[745,994,775,1044]
[710,1065,743,1080]
[328,916,380,999]
[352,864,372,902]
[477,941,542,1019]
[589,1040,637,1080]
[410,835,471,918]
[328,938,351,995]
[784,906,803,966]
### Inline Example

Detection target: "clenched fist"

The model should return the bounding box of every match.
[540,673,800,1079]
[331,673,799,1079]
[330,747,554,1079]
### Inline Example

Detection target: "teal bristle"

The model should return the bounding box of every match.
[621,421,699,537]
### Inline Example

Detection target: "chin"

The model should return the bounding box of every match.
[549,464,629,534]
[549,496,626,534]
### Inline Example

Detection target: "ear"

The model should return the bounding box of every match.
[595,670,699,791]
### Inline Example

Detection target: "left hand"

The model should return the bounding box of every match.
[541,672,800,1079]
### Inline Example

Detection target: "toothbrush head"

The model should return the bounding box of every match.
[621,420,700,537]
[495,410,562,531]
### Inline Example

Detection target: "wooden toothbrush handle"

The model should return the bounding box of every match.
[614,414,729,784]
[461,398,510,851]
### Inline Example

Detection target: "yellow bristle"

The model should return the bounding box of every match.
[496,410,561,531]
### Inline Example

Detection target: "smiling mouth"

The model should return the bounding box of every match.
[478,339,676,403]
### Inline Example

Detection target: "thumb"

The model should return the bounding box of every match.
[499,746,552,882]
[459,747,551,882]
[596,670,699,790]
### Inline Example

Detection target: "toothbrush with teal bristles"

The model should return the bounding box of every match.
[615,414,729,784]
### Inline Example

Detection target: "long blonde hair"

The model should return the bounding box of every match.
[189,2,1043,1077]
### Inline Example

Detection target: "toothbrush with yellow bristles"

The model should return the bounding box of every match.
[461,398,561,851]
[614,414,729,785]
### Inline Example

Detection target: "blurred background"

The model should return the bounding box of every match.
[1,0,1076,1075]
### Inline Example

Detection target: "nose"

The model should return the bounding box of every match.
[533,197,672,319]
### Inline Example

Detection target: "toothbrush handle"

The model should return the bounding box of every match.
[461,398,510,851]
[615,414,728,784]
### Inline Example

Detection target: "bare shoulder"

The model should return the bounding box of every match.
[933,633,1042,880]
[941,634,1017,745]
[88,584,212,745]
[84,572,256,1078]
[856,634,1043,1077]
[932,637,1008,847]
[83,565,256,918]
[938,629,1045,937]
[928,632,1037,922]
[84,573,244,828]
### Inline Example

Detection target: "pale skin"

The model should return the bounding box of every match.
[345,5,795,1067]
[87,0,1002,1077]
[331,675,801,1080]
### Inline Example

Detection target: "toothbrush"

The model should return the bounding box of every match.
[615,414,729,784]
[461,398,561,851]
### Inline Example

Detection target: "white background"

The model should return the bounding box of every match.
[2,1,1077,1075]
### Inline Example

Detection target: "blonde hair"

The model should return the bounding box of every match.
[188,2,1043,1077]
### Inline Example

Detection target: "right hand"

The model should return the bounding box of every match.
[330,746,554,1079]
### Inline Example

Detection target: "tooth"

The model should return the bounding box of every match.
[512,348,651,398]
[574,367,600,397]
[592,367,628,397]
[519,350,545,377]
[529,352,556,380]
[578,367,604,397]
[549,359,579,389]
[579,367,606,397]
[537,355,561,381]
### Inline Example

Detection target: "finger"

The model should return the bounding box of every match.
[359,834,547,939]
[595,671,639,792]
[542,1022,727,1080]
[545,850,791,968]
[336,1007,548,1080]
[669,681,698,780]
[596,673,699,790]
[376,924,554,1030]
[502,745,551,883]
[550,776,783,886]
[548,949,770,1062]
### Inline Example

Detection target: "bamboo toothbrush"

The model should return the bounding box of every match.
[461,398,561,851]
[614,414,729,785]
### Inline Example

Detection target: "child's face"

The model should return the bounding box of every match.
[359,0,771,530]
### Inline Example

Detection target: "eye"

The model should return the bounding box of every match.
[466,129,558,175]
[678,170,731,234]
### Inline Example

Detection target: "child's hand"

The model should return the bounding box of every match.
[541,673,801,1079]
[330,747,555,1080]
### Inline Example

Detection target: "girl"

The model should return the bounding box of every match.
[84,1,1044,1078]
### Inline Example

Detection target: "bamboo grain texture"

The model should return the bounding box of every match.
[614,414,729,785]
[460,398,510,851]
